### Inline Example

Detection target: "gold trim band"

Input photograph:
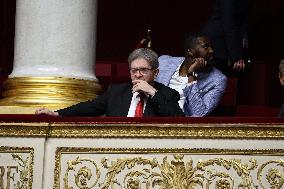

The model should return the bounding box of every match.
[1,122,284,139]
[0,77,102,111]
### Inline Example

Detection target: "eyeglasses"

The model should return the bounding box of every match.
[129,67,154,75]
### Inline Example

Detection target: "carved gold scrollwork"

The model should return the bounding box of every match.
[98,155,258,189]
[100,156,159,189]
[0,147,34,189]
[63,156,100,189]
[12,154,31,189]
[196,157,258,189]
[257,159,284,189]
[55,148,284,189]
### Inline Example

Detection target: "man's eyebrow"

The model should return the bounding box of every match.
[200,42,209,46]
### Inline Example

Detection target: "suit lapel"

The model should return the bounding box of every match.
[119,85,133,116]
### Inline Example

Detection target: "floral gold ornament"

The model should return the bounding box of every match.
[257,159,284,189]
[0,147,34,189]
[54,148,284,189]
[12,154,31,189]
[63,156,100,189]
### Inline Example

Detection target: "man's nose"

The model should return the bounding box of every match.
[209,47,214,54]
[134,71,143,78]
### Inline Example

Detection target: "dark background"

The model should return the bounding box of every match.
[1,0,284,108]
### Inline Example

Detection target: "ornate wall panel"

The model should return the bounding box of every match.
[0,135,46,189]
[0,146,34,189]
[0,117,284,188]
[53,147,284,189]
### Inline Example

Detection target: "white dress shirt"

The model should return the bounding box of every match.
[168,65,188,110]
[127,92,147,117]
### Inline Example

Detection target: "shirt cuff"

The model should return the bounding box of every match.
[187,80,197,87]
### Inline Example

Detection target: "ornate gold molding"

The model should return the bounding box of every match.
[0,77,101,112]
[0,122,50,137]
[0,146,34,189]
[54,147,284,189]
[50,123,284,139]
[1,122,284,139]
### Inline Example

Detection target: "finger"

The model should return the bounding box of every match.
[241,62,246,70]
[236,62,244,71]
[35,109,43,115]
[196,58,202,63]
[132,85,137,92]
[239,63,245,71]
[35,108,44,114]
[132,85,140,93]
[132,80,142,85]
[233,62,238,69]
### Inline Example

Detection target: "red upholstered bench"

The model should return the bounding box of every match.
[96,61,130,90]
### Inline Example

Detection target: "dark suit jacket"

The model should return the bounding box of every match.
[279,103,284,118]
[57,82,185,117]
[202,0,253,62]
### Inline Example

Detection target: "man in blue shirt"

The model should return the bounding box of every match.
[156,32,227,117]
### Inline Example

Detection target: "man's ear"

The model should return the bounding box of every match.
[154,69,159,77]
[280,73,284,82]
[186,49,194,57]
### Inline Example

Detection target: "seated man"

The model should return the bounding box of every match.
[279,59,284,117]
[155,32,227,116]
[35,48,184,117]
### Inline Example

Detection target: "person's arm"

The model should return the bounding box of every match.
[183,76,227,117]
[55,85,112,117]
[132,80,184,116]
[220,0,244,65]
[35,107,59,116]
[148,89,185,117]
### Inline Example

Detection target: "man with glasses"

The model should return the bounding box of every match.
[35,48,184,117]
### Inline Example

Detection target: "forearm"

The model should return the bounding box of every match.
[149,91,184,117]
[56,100,105,117]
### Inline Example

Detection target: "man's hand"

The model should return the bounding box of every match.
[35,107,59,116]
[132,80,157,96]
[232,59,246,71]
[188,58,207,73]
[280,75,284,87]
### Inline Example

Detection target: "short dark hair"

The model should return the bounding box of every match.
[128,48,159,69]
[280,59,284,76]
[184,32,207,52]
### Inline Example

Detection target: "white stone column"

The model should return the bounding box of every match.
[0,0,101,113]
[11,0,97,80]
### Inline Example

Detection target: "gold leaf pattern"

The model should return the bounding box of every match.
[0,147,34,189]
[54,148,284,189]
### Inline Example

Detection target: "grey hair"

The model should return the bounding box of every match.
[280,59,284,76]
[128,48,159,69]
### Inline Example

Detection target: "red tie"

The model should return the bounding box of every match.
[134,94,144,117]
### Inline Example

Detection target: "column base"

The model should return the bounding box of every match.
[0,77,102,114]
